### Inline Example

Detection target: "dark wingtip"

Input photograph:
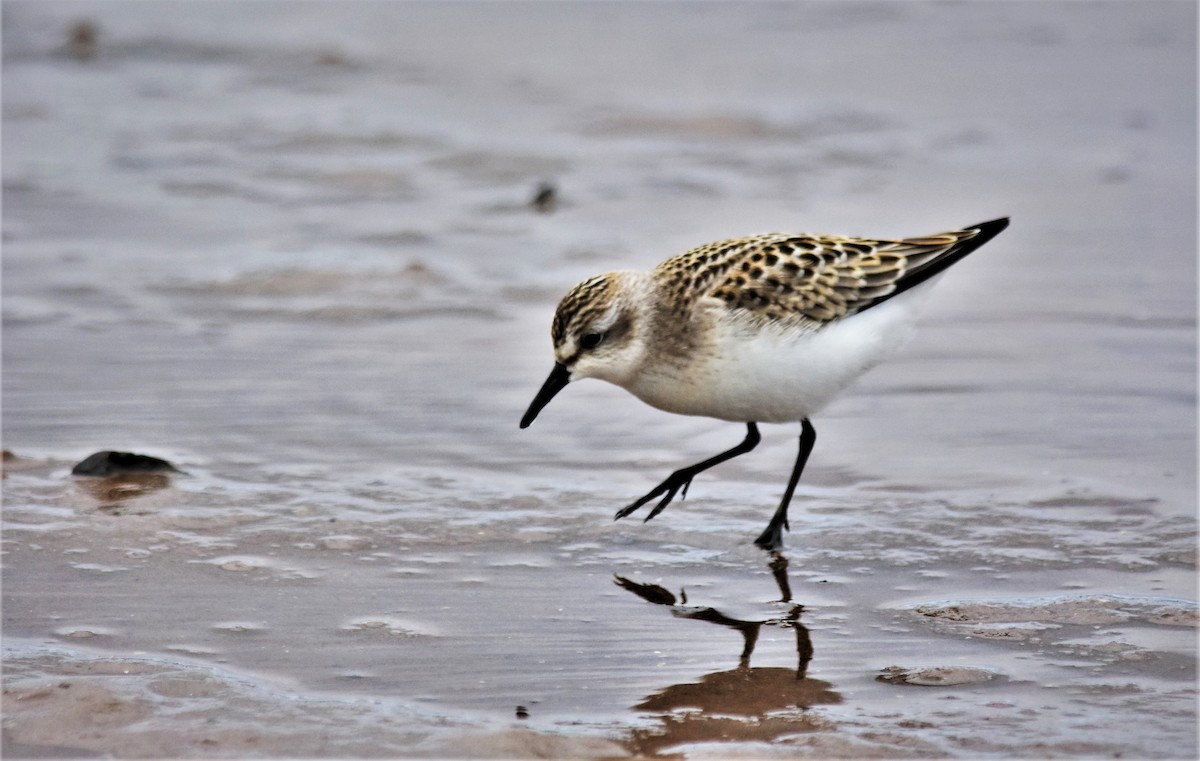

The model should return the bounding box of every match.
[968,217,1010,242]
[855,216,1010,314]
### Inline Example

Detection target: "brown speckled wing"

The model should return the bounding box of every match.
[654,225,992,325]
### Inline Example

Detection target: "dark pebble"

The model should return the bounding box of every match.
[65,20,98,61]
[71,451,177,477]
[530,181,557,213]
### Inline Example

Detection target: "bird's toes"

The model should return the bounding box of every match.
[616,500,644,523]
[642,494,673,523]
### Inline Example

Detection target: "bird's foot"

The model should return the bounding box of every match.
[614,470,695,522]
[753,520,788,551]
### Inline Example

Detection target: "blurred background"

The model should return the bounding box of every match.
[3,2,1196,758]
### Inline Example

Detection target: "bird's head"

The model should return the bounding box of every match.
[520,271,648,428]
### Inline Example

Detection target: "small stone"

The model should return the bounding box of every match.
[71,451,177,476]
[65,20,98,61]
[530,182,557,213]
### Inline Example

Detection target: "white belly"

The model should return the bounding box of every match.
[627,283,939,423]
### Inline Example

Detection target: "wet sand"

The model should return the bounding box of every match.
[3,2,1197,758]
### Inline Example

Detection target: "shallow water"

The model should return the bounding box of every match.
[3,2,1197,759]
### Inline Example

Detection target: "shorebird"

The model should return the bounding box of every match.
[520,217,1008,548]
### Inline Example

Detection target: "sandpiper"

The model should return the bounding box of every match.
[520,218,1009,549]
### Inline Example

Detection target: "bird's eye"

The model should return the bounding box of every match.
[580,332,605,350]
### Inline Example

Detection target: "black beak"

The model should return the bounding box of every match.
[520,363,570,428]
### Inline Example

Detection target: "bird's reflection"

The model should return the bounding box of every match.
[616,552,842,756]
[614,552,811,675]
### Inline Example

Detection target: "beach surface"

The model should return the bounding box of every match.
[3,2,1197,758]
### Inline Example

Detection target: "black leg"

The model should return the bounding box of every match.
[754,418,816,549]
[615,422,761,523]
